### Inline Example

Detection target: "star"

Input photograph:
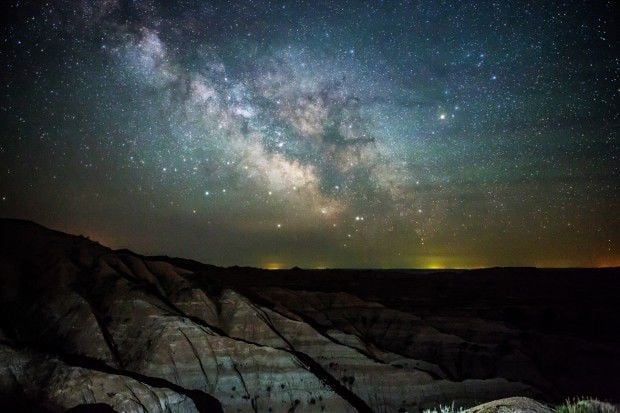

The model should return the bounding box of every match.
[0,0,614,268]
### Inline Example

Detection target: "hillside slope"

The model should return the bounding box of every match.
[0,219,618,412]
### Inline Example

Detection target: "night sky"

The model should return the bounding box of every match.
[0,1,618,268]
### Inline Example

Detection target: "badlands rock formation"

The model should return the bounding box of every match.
[0,219,618,412]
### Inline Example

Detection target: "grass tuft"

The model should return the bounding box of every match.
[422,402,465,413]
[555,398,617,413]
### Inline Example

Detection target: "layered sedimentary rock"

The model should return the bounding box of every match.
[1,219,617,412]
[0,340,203,413]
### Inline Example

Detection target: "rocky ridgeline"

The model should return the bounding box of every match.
[0,219,617,412]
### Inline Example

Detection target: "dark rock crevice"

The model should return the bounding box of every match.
[0,337,223,413]
[73,289,124,369]
[231,363,258,413]
[178,328,211,390]
[249,303,373,412]
[138,279,375,412]
[62,252,374,412]
[49,350,222,413]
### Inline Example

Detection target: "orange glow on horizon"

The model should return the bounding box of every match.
[263,262,285,270]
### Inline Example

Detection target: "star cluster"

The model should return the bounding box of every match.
[0,0,618,268]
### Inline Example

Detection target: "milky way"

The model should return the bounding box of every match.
[0,1,618,268]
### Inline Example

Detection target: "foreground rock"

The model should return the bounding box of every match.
[464,397,553,413]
